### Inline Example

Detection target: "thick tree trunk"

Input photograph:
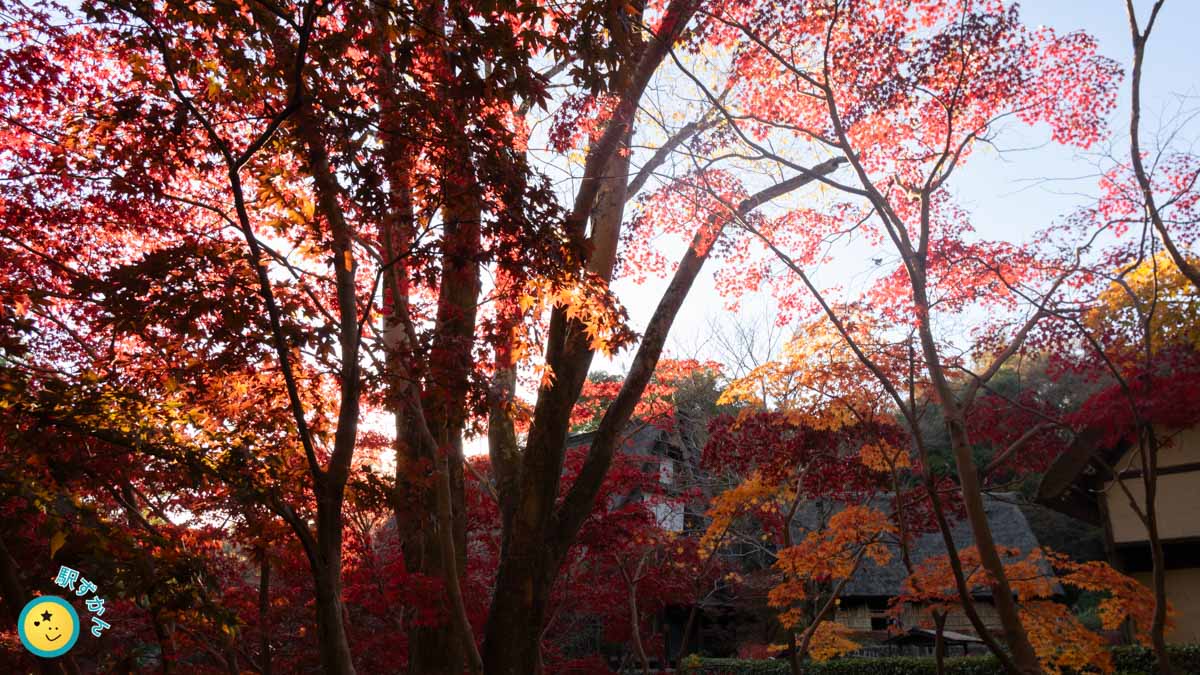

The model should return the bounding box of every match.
[314,498,356,675]
[482,161,844,675]
[483,555,553,674]
[481,1,707,668]
[481,103,631,675]
[406,160,482,674]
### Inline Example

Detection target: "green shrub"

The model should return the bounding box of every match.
[679,645,1200,674]
[678,655,1000,675]
[1110,645,1200,674]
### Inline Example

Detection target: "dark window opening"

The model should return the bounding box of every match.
[1117,539,1200,573]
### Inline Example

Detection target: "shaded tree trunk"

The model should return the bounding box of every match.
[314,495,356,675]
[1141,426,1173,674]
[259,552,272,675]
[0,535,78,675]
[625,561,652,675]
[933,611,948,675]
[911,274,1042,674]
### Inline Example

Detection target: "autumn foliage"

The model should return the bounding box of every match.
[1,0,1197,673]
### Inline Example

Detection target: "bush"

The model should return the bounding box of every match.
[679,655,1000,675]
[1111,645,1200,674]
[680,645,1200,674]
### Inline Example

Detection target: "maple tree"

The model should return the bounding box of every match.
[662,1,1128,671]
[894,546,1164,675]
[1060,6,1200,666]
[769,504,894,664]
[697,397,905,673]
[1,0,1196,673]
[1029,249,1200,675]
[1029,41,1200,660]
[0,0,848,670]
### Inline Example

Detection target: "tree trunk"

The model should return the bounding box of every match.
[404,168,481,675]
[483,554,552,674]
[941,415,1041,674]
[1142,427,1173,674]
[259,553,272,675]
[0,534,28,626]
[675,605,700,665]
[0,535,74,675]
[627,568,651,675]
[912,276,1041,674]
[921,473,1025,675]
[933,610,947,675]
[314,498,356,675]
[787,632,802,675]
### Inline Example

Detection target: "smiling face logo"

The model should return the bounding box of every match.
[18,596,79,658]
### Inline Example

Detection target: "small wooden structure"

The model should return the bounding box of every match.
[881,628,983,657]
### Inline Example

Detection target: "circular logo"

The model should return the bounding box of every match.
[18,596,79,658]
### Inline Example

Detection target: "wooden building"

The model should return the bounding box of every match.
[1039,425,1200,643]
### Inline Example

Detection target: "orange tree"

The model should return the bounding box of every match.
[698,402,903,672]
[894,546,1163,674]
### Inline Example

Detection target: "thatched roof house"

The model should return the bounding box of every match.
[789,493,1049,599]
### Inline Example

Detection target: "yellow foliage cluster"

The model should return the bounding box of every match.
[770,505,895,628]
[513,273,635,361]
[1020,601,1112,674]
[899,547,1166,674]
[717,314,891,427]
[699,474,787,555]
[858,440,910,472]
[1039,550,1171,644]
[1085,251,1200,356]
[806,621,861,662]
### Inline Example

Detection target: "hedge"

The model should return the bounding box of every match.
[679,645,1200,674]
[679,654,997,674]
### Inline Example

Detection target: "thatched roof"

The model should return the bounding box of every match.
[565,424,669,456]
[789,493,1051,598]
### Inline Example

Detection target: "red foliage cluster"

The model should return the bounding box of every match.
[1066,348,1200,448]
[703,411,892,497]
